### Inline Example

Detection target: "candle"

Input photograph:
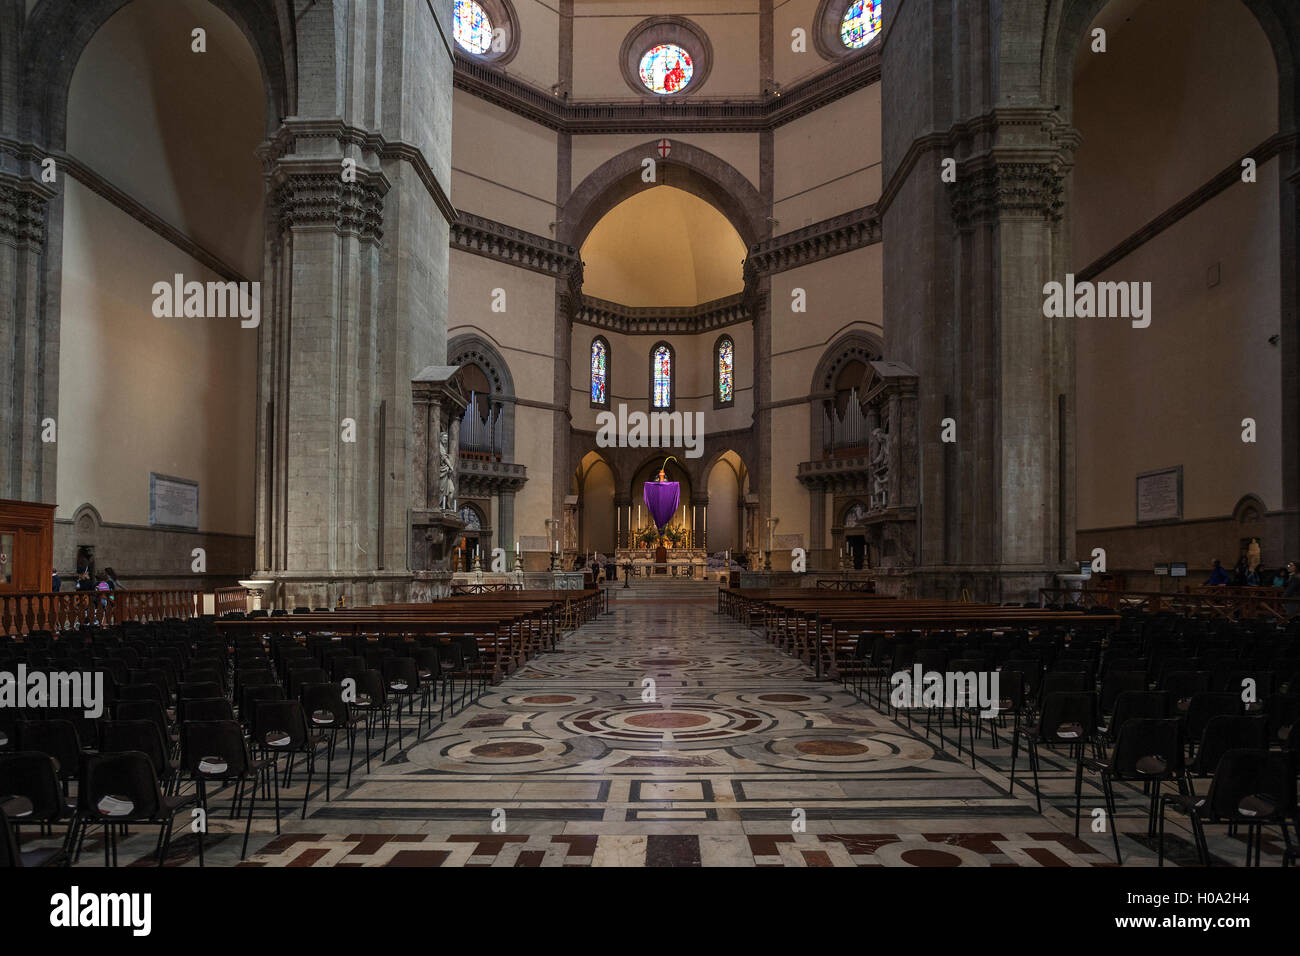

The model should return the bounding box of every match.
[515,540,520,554]
[554,540,559,554]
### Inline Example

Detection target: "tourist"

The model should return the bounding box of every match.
[1231,557,1248,586]
[1204,559,1230,587]
[51,569,61,592]
[75,570,95,591]
[1273,566,1290,588]
[104,566,125,589]
[1285,561,1300,617]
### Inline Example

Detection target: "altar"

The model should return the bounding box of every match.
[615,548,709,579]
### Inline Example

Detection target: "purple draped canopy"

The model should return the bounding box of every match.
[643,480,680,532]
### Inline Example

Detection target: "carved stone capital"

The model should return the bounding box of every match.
[947,158,1065,228]
[0,173,51,248]
[269,162,389,243]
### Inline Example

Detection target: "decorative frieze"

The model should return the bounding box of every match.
[572,291,752,335]
[453,48,879,134]
[747,205,881,275]
[458,459,528,497]
[451,211,581,279]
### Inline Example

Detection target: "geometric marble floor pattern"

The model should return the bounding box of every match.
[49,581,1271,866]
[234,582,1156,867]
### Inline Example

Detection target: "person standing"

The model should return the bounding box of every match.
[1205,559,1230,587]
[51,569,61,592]
[1284,561,1300,618]
[104,567,125,590]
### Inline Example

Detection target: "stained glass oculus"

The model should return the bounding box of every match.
[653,345,672,408]
[591,339,608,404]
[453,0,493,55]
[639,44,694,94]
[717,338,734,403]
[840,0,882,49]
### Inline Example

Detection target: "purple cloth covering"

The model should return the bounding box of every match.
[643,481,680,531]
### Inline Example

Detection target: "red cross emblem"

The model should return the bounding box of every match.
[656,138,672,158]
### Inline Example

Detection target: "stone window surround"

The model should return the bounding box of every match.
[618,16,715,99]
[714,333,736,410]
[590,335,611,409]
[455,0,521,67]
[813,0,883,61]
[648,340,677,413]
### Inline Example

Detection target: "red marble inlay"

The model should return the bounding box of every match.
[758,693,809,702]
[795,740,870,756]
[471,741,545,757]
[639,658,691,666]
[899,848,963,867]
[522,695,576,704]
[625,712,710,728]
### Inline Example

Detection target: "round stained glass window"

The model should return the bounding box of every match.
[840,0,882,49]
[638,44,694,95]
[453,0,493,55]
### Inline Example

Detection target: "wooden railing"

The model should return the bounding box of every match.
[214,586,248,617]
[0,589,203,636]
[450,582,520,594]
[1038,586,1294,621]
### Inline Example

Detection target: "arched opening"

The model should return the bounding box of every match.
[578,453,616,556]
[579,185,747,307]
[1068,0,1285,583]
[705,450,749,554]
[630,456,694,552]
[54,0,268,586]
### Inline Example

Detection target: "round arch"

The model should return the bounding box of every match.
[560,139,768,250]
[20,0,294,146]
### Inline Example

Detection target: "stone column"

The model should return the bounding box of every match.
[252,1,455,609]
[0,171,54,502]
[882,0,1077,601]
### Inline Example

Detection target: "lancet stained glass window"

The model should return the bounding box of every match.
[591,339,608,405]
[840,0,882,49]
[653,345,672,408]
[453,0,493,55]
[639,44,694,94]
[717,337,734,403]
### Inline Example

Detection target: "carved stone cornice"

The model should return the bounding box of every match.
[879,108,1079,217]
[261,119,456,225]
[451,211,581,281]
[453,48,879,134]
[268,161,389,242]
[457,459,528,496]
[572,291,754,335]
[0,172,52,248]
[747,205,881,275]
[797,456,873,493]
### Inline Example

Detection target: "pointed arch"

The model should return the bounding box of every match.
[561,139,768,250]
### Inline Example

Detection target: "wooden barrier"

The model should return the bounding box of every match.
[1038,586,1293,621]
[0,589,203,636]
[214,586,248,617]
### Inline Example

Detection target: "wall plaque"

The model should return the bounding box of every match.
[150,473,199,530]
[1136,466,1182,524]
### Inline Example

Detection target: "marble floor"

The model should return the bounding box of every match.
[45,582,1289,866]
